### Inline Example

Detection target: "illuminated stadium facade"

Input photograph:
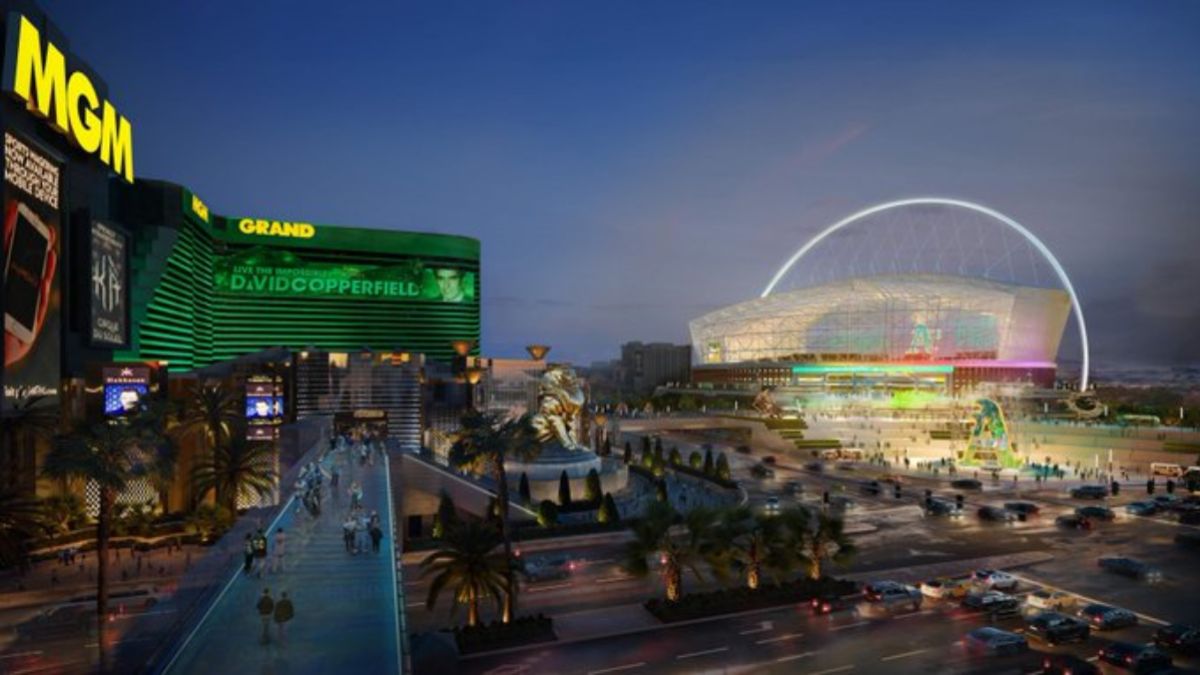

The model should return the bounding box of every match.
[688,198,1087,396]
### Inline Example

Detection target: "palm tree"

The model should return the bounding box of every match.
[717,506,791,590]
[129,398,182,513]
[177,380,240,454]
[41,423,141,620]
[785,509,856,580]
[1,395,58,492]
[448,410,540,623]
[190,429,276,514]
[0,489,47,569]
[420,520,509,627]
[623,501,720,601]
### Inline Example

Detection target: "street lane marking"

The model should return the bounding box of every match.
[739,620,773,635]
[807,666,854,675]
[892,610,934,619]
[881,648,928,661]
[587,663,645,674]
[676,646,729,659]
[406,601,425,608]
[756,632,803,644]
[777,652,818,663]
[525,582,572,592]
[831,621,869,631]
[596,576,633,584]
[0,652,44,660]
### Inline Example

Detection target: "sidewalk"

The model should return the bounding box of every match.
[161,451,400,674]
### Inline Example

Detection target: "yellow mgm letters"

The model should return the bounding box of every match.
[2,14,134,183]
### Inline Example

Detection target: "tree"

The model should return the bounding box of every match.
[623,441,632,464]
[537,499,559,528]
[715,453,731,481]
[40,494,86,535]
[421,520,509,627]
[517,473,532,503]
[433,491,458,538]
[128,399,183,513]
[623,502,721,601]
[558,470,572,506]
[598,493,620,524]
[584,468,601,502]
[1,395,58,492]
[703,449,714,475]
[716,506,791,590]
[689,451,702,470]
[668,447,682,466]
[185,503,233,544]
[641,436,652,466]
[0,489,46,569]
[41,423,141,623]
[190,430,276,515]
[448,410,540,623]
[177,381,241,468]
[787,509,856,580]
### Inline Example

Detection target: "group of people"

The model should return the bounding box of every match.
[342,505,384,555]
[243,526,286,578]
[256,587,295,645]
[295,460,332,518]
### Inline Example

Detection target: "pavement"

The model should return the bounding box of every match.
[160,450,400,675]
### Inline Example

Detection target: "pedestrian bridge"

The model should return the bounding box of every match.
[155,451,403,674]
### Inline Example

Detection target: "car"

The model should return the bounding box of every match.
[1025,612,1090,644]
[1098,556,1163,583]
[972,569,1018,591]
[962,591,1022,618]
[763,496,781,514]
[1152,494,1180,506]
[963,627,1028,656]
[1037,654,1101,675]
[1075,506,1114,521]
[951,478,983,490]
[860,480,882,496]
[805,461,824,472]
[1055,514,1093,530]
[977,506,1017,522]
[1124,501,1160,516]
[808,592,850,615]
[925,498,964,517]
[1070,485,1108,499]
[1077,603,1138,630]
[750,464,776,480]
[14,604,93,642]
[784,481,803,496]
[1024,590,1075,613]
[861,584,923,615]
[1097,642,1172,673]
[863,580,905,601]
[520,554,575,581]
[920,577,971,600]
[1003,501,1040,517]
[1154,624,1200,654]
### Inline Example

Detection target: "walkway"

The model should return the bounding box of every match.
[162,450,400,675]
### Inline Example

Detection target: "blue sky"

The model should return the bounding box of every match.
[42,1,1200,366]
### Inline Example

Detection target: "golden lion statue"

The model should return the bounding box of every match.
[530,364,589,451]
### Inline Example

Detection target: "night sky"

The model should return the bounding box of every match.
[41,1,1200,367]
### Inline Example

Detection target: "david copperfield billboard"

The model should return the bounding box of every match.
[3,131,60,401]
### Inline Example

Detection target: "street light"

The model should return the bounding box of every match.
[451,340,474,357]
[526,344,551,361]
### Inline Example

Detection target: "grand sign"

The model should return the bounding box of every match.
[236,218,314,239]
[2,13,135,183]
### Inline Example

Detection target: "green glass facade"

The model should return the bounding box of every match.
[114,184,480,369]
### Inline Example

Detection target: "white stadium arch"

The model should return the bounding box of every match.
[761,197,1091,391]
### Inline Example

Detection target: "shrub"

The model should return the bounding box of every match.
[584,469,602,502]
[668,447,681,466]
[598,493,620,524]
[645,577,858,623]
[558,471,572,506]
[537,500,559,528]
[454,614,556,654]
[715,453,731,481]
[689,451,702,470]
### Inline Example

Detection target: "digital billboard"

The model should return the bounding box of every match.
[246,373,285,441]
[90,221,128,346]
[3,131,61,401]
[101,366,151,416]
[214,247,475,303]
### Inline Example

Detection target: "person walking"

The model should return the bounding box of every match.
[274,591,294,645]
[242,534,255,574]
[256,588,275,644]
[271,528,286,574]
[370,522,383,554]
[342,515,356,553]
[252,528,269,579]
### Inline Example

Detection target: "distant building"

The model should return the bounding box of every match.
[621,342,691,394]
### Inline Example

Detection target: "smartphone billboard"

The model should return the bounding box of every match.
[3,132,60,401]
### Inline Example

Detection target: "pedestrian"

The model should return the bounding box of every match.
[243,534,254,574]
[343,516,356,553]
[271,528,286,574]
[370,523,383,553]
[252,528,269,579]
[257,588,274,644]
[274,591,294,644]
[331,466,340,490]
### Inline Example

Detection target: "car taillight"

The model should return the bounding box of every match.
[822,603,831,612]
[811,598,819,608]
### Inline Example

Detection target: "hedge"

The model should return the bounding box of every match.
[631,462,738,490]
[645,576,858,623]
[454,614,556,654]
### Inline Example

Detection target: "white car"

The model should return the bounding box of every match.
[972,569,1018,591]
[763,496,781,515]
[1024,589,1074,613]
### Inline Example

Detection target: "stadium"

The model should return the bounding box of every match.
[688,198,1088,398]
